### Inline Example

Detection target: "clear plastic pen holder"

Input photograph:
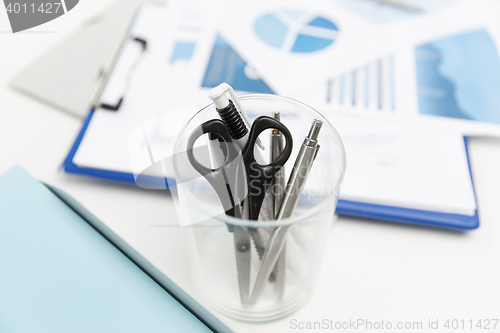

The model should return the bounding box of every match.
[173,94,345,322]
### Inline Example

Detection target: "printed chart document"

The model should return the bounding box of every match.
[213,0,500,135]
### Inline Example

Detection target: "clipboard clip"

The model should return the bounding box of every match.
[90,37,147,111]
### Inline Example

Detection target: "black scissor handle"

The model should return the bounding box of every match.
[186,119,243,218]
[242,116,293,169]
[242,116,293,220]
[186,119,238,175]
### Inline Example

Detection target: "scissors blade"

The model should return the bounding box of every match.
[233,226,251,307]
[248,227,277,282]
[248,228,265,259]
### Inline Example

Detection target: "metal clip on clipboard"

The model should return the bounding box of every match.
[90,37,147,111]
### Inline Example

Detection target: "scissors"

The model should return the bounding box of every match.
[186,116,292,306]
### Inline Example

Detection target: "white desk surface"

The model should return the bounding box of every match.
[1,2,499,332]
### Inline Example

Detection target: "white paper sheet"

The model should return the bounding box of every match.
[317,111,477,216]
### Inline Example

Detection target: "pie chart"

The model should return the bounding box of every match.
[254,10,339,53]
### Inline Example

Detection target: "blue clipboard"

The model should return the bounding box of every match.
[62,4,478,231]
[61,13,274,184]
[63,109,136,184]
[62,111,479,231]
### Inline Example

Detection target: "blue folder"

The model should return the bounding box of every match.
[0,165,231,333]
[62,4,478,231]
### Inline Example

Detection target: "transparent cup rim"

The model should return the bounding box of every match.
[173,93,346,228]
[182,185,341,228]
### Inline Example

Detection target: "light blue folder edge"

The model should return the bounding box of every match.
[0,165,231,333]
[45,183,231,332]
[63,112,479,231]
